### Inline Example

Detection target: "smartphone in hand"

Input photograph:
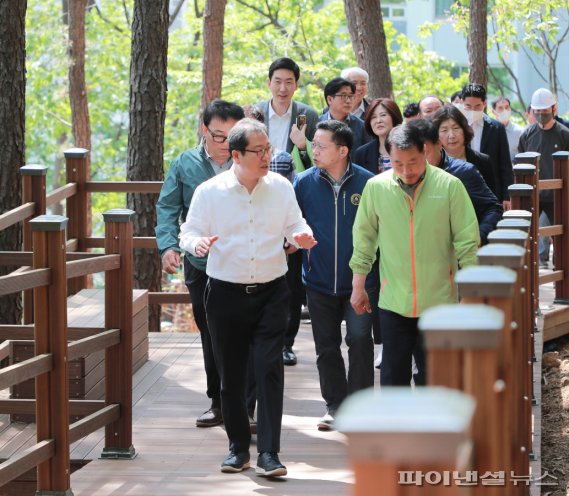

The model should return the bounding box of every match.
[296,114,306,128]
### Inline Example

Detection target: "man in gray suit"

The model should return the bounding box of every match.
[258,57,318,366]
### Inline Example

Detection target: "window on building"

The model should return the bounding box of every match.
[435,0,454,18]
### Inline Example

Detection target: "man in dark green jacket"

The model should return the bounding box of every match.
[155,100,244,427]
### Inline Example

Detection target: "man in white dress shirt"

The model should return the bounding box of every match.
[180,119,316,477]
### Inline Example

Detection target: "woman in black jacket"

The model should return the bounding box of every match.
[432,104,498,197]
[353,98,403,175]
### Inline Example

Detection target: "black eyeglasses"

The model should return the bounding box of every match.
[243,146,273,159]
[206,127,229,143]
[333,93,355,101]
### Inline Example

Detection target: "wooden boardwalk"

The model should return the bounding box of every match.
[70,323,355,496]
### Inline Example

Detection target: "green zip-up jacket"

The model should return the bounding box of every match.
[155,143,218,272]
[349,164,480,318]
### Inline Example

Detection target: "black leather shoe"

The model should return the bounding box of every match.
[282,347,297,366]
[256,452,287,477]
[196,407,223,427]
[221,451,250,473]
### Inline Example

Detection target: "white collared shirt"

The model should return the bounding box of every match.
[352,101,365,119]
[179,169,311,284]
[268,100,293,151]
[203,139,232,175]
[471,120,484,152]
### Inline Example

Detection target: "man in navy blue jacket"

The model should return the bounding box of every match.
[410,119,502,244]
[294,121,377,431]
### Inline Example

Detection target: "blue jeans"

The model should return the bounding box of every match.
[379,308,426,386]
[306,288,376,412]
[539,208,551,263]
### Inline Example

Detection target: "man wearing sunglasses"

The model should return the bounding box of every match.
[156,99,246,429]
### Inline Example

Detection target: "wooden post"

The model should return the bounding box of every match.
[102,209,136,459]
[31,215,73,496]
[20,165,48,324]
[336,387,475,496]
[419,304,504,494]
[476,242,529,490]
[64,148,89,295]
[455,266,517,495]
[552,151,569,303]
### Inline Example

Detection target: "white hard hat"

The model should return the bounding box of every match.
[530,88,555,110]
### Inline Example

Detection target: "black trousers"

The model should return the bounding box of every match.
[284,250,304,349]
[379,308,426,386]
[205,277,289,454]
[184,262,221,409]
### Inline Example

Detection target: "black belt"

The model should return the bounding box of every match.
[210,276,284,294]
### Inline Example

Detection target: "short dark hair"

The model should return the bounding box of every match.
[203,99,245,127]
[324,77,355,101]
[491,96,511,109]
[242,104,265,123]
[450,91,462,102]
[228,118,268,154]
[316,120,354,152]
[364,98,403,136]
[406,118,439,145]
[461,83,487,102]
[268,57,300,81]
[431,104,475,146]
[403,102,420,119]
[385,123,426,155]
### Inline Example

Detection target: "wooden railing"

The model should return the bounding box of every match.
[0,210,136,493]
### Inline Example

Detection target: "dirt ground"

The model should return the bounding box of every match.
[541,334,569,495]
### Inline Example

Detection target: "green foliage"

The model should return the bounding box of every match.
[25,0,465,211]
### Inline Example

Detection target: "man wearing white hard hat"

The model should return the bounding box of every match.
[518,88,569,267]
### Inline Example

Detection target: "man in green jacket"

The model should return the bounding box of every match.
[155,100,244,427]
[350,123,479,386]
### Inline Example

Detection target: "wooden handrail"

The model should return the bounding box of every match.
[0,268,50,296]
[66,254,121,279]
[0,341,10,363]
[85,236,157,249]
[539,178,563,190]
[86,181,163,193]
[149,292,191,304]
[69,404,120,444]
[0,325,103,340]
[68,328,120,361]
[0,251,108,266]
[0,440,54,488]
[0,354,52,391]
[66,238,79,252]
[46,182,77,207]
[539,270,564,285]
[539,224,564,237]
[0,202,35,231]
[0,399,105,415]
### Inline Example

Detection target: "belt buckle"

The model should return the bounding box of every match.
[245,284,258,294]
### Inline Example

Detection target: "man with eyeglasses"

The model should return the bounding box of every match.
[294,120,377,431]
[156,99,245,429]
[180,118,317,477]
[320,77,370,151]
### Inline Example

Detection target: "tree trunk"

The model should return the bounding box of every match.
[199,0,227,114]
[344,0,393,99]
[468,0,488,88]
[126,0,169,333]
[0,0,26,324]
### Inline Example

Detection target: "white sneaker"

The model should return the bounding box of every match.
[411,356,419,376]
[317,412,335,431]
[374,344,383,369]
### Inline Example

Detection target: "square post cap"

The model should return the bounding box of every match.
[515,151,540,164]
[419,304,504,349]
[496,218,531,232]
[513,164,536,176]
[508,184,534,197]
[487,228,528,247]
[477,243,526,269]
[503,209,532,221]
[103,209,135,223]
[335,387,475,463]
[552,151,569,160]
[20,165,48,176]
[64,147,90,159]
[29,215,68,232]
[455,265,516,298]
